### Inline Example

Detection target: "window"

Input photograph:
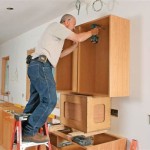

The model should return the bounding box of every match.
[1,56,10,95]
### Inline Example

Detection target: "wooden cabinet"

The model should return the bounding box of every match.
[0,109,2,145]
[0,103,25,150]
[49,132,126,150]
[0,103,23,146]
[56,15,130,97]
[60,94,110,133]
[63,133,126,150]
[2,110,15,150]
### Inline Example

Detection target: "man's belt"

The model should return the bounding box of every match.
[26,55,48,64]
[36,55,48,63]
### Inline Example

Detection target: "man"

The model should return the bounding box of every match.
[23,14,99,143]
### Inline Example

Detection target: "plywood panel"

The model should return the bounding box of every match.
[64,102,82,121]
[78,17,109,95]
[78,25,96,94]
[56,40,78,91]
[95,18,109,95]
[60,94,87,132]
[60,145,84,150]
[109,15,130,97]
[0,108,3,145]
[2,111,15,150]
[87,96,110,132]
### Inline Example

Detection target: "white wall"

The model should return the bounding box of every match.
[0,1,150,150]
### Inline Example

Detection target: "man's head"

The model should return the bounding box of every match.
[60,14,76,30]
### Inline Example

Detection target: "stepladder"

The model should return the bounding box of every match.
[11,113,52,150]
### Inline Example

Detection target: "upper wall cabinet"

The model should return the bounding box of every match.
[55,15,130,97]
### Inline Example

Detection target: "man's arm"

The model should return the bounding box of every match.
[60,27,99,58]
[66,27,99,42]
[60,41,78,58]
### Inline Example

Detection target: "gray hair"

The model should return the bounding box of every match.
[60,14,75,23]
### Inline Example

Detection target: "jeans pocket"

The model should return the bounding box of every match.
[28,63,40,80]
[43,66,56,86]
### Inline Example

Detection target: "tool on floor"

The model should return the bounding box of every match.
[11,113,52,150]
[90,24,105,43]
[72,135,93,146]
[57,140,72,148]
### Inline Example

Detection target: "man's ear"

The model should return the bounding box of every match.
[65,20,70,27]
[63,20,68,27]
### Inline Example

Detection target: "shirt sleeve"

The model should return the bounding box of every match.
[48,22,73,40]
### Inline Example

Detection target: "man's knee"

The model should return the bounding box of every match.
[49,98,57,108]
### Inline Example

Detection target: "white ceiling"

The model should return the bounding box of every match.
[0,0,77,45]
[0,0,143,45]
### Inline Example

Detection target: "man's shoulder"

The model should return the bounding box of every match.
[48,22,63,29]
[46,22,73,39]
[47,22,70,33]
[49,22,59,26]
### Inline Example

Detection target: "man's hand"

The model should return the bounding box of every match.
[91,27,99,35]
[67,26,100,42]
[73,41,79,48]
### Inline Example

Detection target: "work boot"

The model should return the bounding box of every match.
[22,133,49,143]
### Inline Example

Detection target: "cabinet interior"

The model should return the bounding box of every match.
[78,17,109,95]
[56,17,110,96]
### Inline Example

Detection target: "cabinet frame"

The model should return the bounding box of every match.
[56,15,130,97]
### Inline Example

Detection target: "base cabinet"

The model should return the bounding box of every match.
[60,94,110,132]
[49,132,126,150]
[0,103,23,147]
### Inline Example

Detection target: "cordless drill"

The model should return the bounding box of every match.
[91,24,99,44]
[90,24,105,43]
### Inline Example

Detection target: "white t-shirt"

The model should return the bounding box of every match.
[32,22,73,67]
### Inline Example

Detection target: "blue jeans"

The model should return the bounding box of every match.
[23,59,57,136]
